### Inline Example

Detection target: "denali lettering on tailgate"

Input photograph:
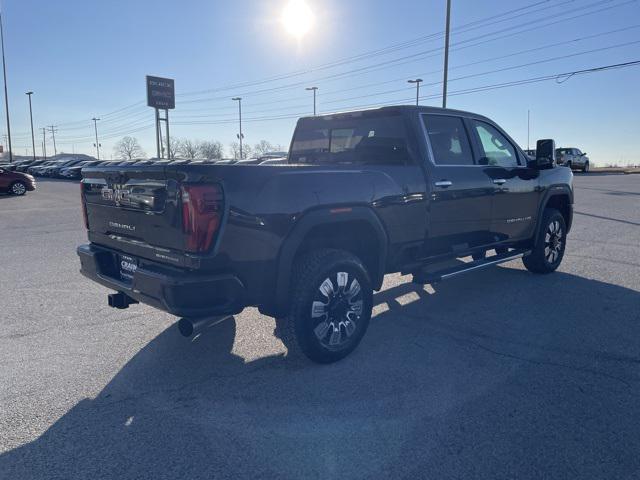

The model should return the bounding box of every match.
[108,221,136,232]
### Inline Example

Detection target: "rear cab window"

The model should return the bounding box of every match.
[422,114,475,166]
[289,112,413,165]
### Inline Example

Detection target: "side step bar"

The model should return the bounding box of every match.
[412,249,530,285]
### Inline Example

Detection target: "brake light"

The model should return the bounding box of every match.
[181,184,224,253]
[80,182,89,229]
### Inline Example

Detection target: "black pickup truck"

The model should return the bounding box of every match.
[78,105,573,363]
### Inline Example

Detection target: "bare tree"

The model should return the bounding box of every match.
[253,140,275,156]
[176,139,199,159]
[198,140,224,160]
[114,136,145,160]
[228,141,252,160]
[166,137,180,159]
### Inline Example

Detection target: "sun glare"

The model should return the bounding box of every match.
[281,0,315,38]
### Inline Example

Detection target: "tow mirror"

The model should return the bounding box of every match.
[531,139,555,169]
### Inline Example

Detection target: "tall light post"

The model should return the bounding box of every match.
[25,91,36,160]
[92,117,101,159]
[407,79,423,106]
[0,11,12,162]
[232,97,243,160]
[305,86,318,115]
[442,0,452,108]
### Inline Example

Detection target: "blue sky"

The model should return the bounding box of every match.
[2,0,640,164]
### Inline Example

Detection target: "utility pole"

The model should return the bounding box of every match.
[305,86,318,115]
[91,117,101,159]
[26,92,36,160]
[48,125,58,156]
[407,79,423,106]
[442,0,452,108]
[40,127,47,160]
[0,11,12,162]
[232,97,243,160]
[527,109,531,151]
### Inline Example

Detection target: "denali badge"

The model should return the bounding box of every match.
[108,221,136,232]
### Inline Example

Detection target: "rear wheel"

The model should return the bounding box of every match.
[277,249,373,363]
[10,181,27,196]
[523,208,567,274]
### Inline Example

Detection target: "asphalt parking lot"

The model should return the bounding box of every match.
[1,174,639,479]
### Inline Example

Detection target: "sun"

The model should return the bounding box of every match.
[281,0,315,38]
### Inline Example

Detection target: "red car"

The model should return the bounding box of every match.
[0,167,36,195]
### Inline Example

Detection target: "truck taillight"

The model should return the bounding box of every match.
[80,182,89,229]
[181,184,224,253]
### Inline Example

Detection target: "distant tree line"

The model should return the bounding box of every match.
[113,136,284,161]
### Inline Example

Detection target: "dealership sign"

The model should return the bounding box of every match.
[146,75,175,110]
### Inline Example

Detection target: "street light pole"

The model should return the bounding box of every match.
[0,11,12,162]
[407,79,423,106]
[26,91,36,160]
[442,0,452,108]
[305,86,318,115]
[232,97,243,160]
[92,117,101,159]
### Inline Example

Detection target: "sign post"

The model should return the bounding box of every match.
[146,75,175,159]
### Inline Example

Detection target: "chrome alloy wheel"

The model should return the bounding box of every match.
[544,219,564,264]
[11,182,26,195]
[311,272,364,350]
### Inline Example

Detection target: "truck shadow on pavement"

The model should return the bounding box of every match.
[2,267,640,479]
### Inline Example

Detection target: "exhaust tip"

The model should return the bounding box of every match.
[178,318,195,337]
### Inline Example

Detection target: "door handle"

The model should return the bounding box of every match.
[493,179,507,185]
[434,180,453,188]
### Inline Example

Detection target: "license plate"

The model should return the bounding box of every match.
[118,254,138,282]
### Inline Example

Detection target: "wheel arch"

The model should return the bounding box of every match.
[266,206,388,317]
[534,186,573,246]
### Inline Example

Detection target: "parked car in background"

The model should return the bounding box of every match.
[0,167,36,195]
[28,161,60,175]
[556,148,590,172]
[60,161,106,179]
[16,160,47,172]
[45,158,87,178]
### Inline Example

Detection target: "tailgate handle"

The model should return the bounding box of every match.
[434,180,452,188]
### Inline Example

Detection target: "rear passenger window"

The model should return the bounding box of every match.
[422,114,474,166]
[290,114,411,165]
[471,120,518,167]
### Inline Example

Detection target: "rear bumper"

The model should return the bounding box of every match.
[77,243,247,318]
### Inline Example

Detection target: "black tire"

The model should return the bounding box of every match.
[582,161,589,173]
[276,249,373,364]
[523,208,567,274]
[10,181,27,196]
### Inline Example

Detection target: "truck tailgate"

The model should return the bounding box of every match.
[81,164,185,254]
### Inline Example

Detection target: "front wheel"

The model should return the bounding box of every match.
[277,249,373,364]
[582,161,590,173]
[523,208,567,274]
[10,181,27,196]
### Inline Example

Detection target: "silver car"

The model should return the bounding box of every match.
[556,148,590,172]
